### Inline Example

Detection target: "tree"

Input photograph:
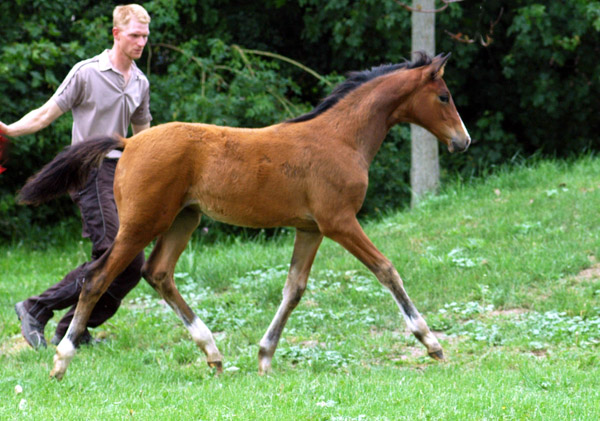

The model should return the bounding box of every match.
[410,0,439,207]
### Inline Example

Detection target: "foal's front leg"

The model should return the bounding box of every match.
[258,229,323,374]
[323,215,443,360]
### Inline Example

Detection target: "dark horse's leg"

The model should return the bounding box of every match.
[320,213,444,361]
[51,230,153,379]
[258,229,323,374]
[141,207,223,372]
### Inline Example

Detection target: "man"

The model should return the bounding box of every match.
[0,4,152,348]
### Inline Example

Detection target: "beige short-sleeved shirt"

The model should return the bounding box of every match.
[52,50,152,158]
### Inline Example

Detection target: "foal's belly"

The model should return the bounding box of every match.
[191,192,316,230]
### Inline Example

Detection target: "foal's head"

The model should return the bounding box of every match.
[395,53,471,153]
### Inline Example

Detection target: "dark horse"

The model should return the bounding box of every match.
[19,53,470,379]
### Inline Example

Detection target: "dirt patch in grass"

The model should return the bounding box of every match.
[574,262,600,282]
[300,339,325,348]
[531,349,548,358]
[490,308,529,317]
[432,330,456,342]
[389,346,424,361]
[0,336,32,355]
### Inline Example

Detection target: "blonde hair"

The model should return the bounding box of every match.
[113,4,151,28]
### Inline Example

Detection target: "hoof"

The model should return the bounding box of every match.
[258,347,272,375]
[258,354,272,375]
[258,364,271,376]
[208,360,223,374]
[50,351,70,380]
[428,349,445,361]
[49,364,65,380]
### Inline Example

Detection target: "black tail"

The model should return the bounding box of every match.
[18,136,124,205]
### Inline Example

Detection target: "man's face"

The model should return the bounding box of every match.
[114,17,149,60]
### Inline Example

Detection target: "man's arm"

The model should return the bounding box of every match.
[0,99,64,137]
[131,122,150,135]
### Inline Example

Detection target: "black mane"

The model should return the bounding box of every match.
[287,52,433,123]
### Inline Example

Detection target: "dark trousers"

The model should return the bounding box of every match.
[23,159,144,338]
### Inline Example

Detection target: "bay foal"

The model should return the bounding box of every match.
[19,53,471,379]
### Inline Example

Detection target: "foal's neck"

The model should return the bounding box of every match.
[329,70,420,164]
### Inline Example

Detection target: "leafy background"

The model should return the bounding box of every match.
[1,0,599,238]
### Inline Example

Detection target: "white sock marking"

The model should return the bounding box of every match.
[187,317,214,347]
[56,338,76,359]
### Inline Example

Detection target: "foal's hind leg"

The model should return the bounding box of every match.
[142,207,223,372]
[51,233,152,379]
[259,229,323,374]
[321,215,443,361]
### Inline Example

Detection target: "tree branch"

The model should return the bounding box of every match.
[395,0,463,13]
[234,46,332,86]
[444,7,504,47]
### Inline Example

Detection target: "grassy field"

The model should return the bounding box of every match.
[1,156,599,419]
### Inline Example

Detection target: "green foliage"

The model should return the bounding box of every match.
[499,1,600,153]
[364,126,412,216]
[149,39,309,126]
[2,0,600,238]
[299,0,412,69]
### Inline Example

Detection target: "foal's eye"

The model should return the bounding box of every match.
[439,94,450,103]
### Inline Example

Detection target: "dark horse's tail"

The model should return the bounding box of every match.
[18,136,125,206]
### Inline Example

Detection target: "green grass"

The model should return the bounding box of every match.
[1,156,600,419]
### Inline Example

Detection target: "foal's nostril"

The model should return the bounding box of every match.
[451,139,460,152]
[451,137,470,153]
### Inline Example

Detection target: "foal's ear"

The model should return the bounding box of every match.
[431,53,451,80]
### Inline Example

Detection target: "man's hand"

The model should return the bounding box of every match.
[0,121,10,136]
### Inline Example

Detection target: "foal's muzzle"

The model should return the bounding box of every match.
[448,136,471,153]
